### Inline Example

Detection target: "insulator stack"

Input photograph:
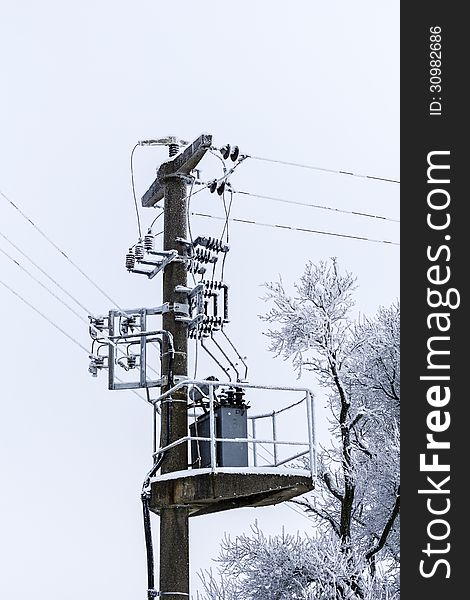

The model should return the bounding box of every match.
[144,234,154,252]
[209,238,227,252]
[188,316,223,338]
[187,260,206,275]
[201,279,225,292]
[88,356,105,377]
[121,315,137,334]
[194,248,217,264]
[168,143,179,157]
[230,145,240,162]
[208,180,227,196]
[187,259,206,275]
[126,251,136,271]
[89,316,108,339]
[219,143,241,162]
[195,237,228,253]
[127,355,137,369]
[135,243,145,261]
[220,144,231,160]
[93,317,106,330]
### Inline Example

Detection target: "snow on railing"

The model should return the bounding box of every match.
[152,379,317,478]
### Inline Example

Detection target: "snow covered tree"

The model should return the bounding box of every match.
[198,526,399,600]
[198,259,400,600]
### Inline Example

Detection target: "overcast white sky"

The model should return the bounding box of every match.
[0,2,399,597]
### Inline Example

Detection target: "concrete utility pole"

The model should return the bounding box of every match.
[143,134,212,600]
[159,172,190,600]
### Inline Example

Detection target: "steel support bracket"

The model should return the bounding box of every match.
[141,133,213,207]
[147,250,178,279]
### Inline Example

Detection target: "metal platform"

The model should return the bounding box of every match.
[150,468,314,517]
[148,379,317,517]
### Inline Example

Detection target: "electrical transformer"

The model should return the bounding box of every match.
[190,401,248,468]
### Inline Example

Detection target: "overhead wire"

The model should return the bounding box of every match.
[246,154,400,184]
[219,189,233,282]
[0,243,91,324]
[234,190,399,223]
[0,231,163,379]
[0,187,167,370]
[130,143,143,239]
[0,229,93,315]
[0,277,89,353]
[0,188,125,310]
[149,209,164,230]
[191,212,399,246]
[0,273,152,406]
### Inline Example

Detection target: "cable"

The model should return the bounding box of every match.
[234,190,399,224]
[221,329,248,381]
[130,144,143,239]
[246,154,400,184]
[141,491,155,599]
[0,229,92,315]
[210,333,240,381]
[191,213,399,246]
[0,188,166,368]
[209,149,228,170]
[0,269,153,407]
[0,277,89,353]
[200,338,231,379]
[0,188,124,309]
[149,210,164,230]
[0,235,163,379]
[0,243,91,324]
[141,451,166,600]
[185,177,197,286]
[118,376,153,406]
[220,190,233,282]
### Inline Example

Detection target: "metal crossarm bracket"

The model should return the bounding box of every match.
[141,133,213,207]
[170,303,190,316]
[148,591,189,598]
[147,250,178,279]
[174,283,205,329]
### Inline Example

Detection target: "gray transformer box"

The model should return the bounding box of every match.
[190,406,248,468]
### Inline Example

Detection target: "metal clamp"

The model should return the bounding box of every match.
[148,592,189,598]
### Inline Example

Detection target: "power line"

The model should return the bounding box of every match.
[0,228,93,315]
[0,243,89,323]
[247,154,400,184]
[0,186,166,377]
[0,274,151,407]
[234,190,399,223]
[149,209,164,230]
[0,232,162,379]
[0,187,124,309]
[130,143,143,239]
[191,212,399,246]
[0,277,89,353]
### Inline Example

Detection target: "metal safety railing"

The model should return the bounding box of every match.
[152,379,317,478]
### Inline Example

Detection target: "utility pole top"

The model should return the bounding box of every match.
[141,133,213,208]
